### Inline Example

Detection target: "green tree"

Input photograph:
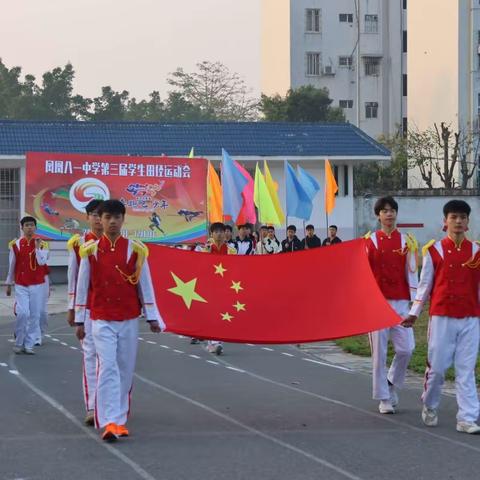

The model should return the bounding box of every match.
[260,86,345,122]
[91,86,130,121]
[167,61,258,120]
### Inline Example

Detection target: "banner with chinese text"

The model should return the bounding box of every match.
[25,152,208,243]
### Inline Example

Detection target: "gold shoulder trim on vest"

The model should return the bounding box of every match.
[8,238,17,249]
[67,234,81,251]
[405,233,418,252]
[131,239,149,259]
[79,239,97,258]
[40,240,49,250]
[422,239,436,257]
[363,231,371,240]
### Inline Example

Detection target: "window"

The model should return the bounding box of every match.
[363,56,381,76]
[403,0,407,9]
[403,74,407,96]
[343,166,349,196]
[365,14,378,33]
[306,9,321,33]
[306,52,321,76]
[365,102,379,119]
[339,13,354,23]
[339,100,353,109]
[403,30,407,53]
[338,56,353,67]
[402,117,408,137]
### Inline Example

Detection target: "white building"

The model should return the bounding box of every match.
[261,0,408,139]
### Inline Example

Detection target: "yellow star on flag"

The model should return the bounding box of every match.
[214,263,227,277]
[221,312,234,322]
[231,281,243,293]
[167,272,207,309]
[233,301,246,312]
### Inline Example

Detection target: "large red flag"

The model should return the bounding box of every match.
[148,239,401,344]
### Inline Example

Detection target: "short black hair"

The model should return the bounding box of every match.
[329,225,338,230]
[20,216,37,227]
[98,199,126,216]
[287,224,296,232]
[260,225,268,230]
[210,222,226,233]
[237,224,247,230]
[443,200,471,217]
[85,199,103,214]
[267,226,275,231]
[306,224,314,230]
[374,196,398,216]
[224,225,233,232]
[245,223,253,230]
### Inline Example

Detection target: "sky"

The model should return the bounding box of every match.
[1,0,261,101]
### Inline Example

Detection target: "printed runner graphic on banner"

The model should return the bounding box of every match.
[148,239,401,343]
[25,152,208,244]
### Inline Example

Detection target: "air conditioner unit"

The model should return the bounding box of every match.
[323,65,335,76]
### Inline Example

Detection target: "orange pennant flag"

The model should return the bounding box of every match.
[325,159,338,215]
[207,161,223,223]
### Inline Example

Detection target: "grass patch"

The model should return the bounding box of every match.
[335,309,480,383]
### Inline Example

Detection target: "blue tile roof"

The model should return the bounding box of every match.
[0,120,390,158]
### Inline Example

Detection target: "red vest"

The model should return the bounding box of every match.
[88,236,141,321]
[210,243,229,255]
[366,230,410,300]
[74,231,99,265]
[428,237,480,318]
[12,238,46,286]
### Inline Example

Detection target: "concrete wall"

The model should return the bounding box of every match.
[355,192,480,246]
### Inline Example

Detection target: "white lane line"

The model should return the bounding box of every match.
[146,341,157,345]
[44,334,51,338]
[206,360,219,365]
[173,349,184,354]
[52,338,60,342]
[226,366,245,373]
[135,372,363,480]
[302,358,352,372]
[215,357,480,456]
[281,352,294,357]
[70,346,78,350]
[8,370,19,375]
[246,344,255,347]
[7,339,14,343]
[178,335,185,339]
[60,342,68,346]
[262,347,274,352]
[160,345,170,349]
[9,356,159,480]
[189,354,201,359]
[138,337,144,341]
[0,362,8,367]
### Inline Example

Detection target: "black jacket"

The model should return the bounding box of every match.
[322,236,342,246]
[302,235,322,249]
[281,235,304,253]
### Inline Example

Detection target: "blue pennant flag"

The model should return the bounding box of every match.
[221,148,248,222]
[285,162,313,220]
[297,165,320,201]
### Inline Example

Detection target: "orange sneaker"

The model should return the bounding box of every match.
[116,425,129,437]
[101,423,119,442]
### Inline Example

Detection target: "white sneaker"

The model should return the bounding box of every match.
[23,348,35,355]
[422,405,438,427]
[379,400,395,414]
[389,384,399,408]
[456,422,480,434]
[12,346,23,354]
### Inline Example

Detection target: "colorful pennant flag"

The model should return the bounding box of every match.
[254,163,281,225]
[221,149,249,223]
[325,159,338,215]
[188,147,195,158]
[285,161,313,220]
[235,161,257,225]
[297,165,320,201]
[207,161,223,223]
[264,160,285,224]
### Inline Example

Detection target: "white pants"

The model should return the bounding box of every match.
[14,284,44,349]
[36,277,49,341]
[92,319,139,428]
[369,300,415,400]
[423,316,479,423]
[81,311,96,412]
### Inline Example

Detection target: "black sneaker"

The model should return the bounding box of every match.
[190,338,200,345]
[215,344,223,356]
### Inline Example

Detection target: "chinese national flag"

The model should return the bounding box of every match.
[148,239,401,344]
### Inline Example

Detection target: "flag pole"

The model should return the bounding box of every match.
[303,220,307,249]
[326,212,329,240]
